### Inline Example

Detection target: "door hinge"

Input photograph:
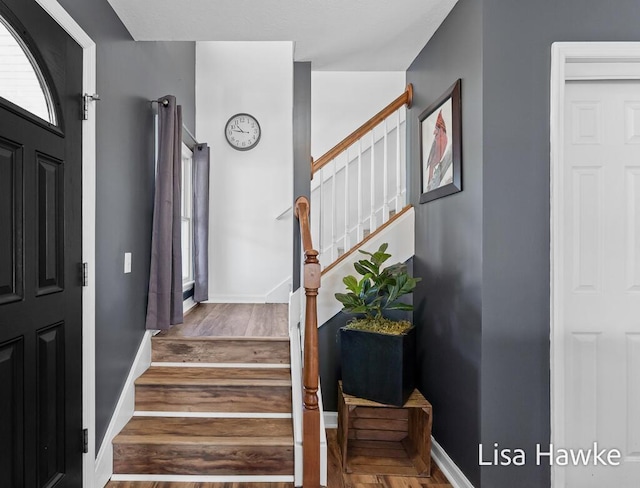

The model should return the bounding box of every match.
[82,93,100,120]
[82,262,88,287]
[82,428,89,454]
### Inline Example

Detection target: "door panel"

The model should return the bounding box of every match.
[0,138,23,305]
[37,322,65,487]
[36,153,65,296]
[0,338,24,487]
[0,0,83,486]
[563,80,640,487]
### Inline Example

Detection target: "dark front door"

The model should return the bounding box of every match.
[0,0,83,486]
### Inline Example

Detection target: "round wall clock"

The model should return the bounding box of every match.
[224,113,261,151]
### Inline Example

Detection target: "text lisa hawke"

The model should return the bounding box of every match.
[478,443,621,466]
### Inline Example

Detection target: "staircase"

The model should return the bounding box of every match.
[108,332,295,485]
[106,85,414,488]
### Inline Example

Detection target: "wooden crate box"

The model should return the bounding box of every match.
[337,381,432,477]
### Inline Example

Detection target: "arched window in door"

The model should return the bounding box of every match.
[0,14,57,125]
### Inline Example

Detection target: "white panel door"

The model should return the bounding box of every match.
[563,80,640,487]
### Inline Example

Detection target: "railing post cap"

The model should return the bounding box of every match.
[406,83,413,109]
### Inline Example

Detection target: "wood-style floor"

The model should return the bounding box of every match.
[107,304,453,487]
[160,303,288,338]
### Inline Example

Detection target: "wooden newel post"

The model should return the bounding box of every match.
[295,196,322,488]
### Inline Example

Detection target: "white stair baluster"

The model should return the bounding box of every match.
[319,166,325,260]
[396,110,402,213]
[331,158,337,262]
[344,149,350,254]
[383,117,389,223]
[369,130,376,233]
[357,139,363,242]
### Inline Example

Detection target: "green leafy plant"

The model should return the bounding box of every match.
[335,243,420,334]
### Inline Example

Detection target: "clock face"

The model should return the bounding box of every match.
[225,113,261,151]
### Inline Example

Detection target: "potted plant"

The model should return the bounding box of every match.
[335,243,421,406]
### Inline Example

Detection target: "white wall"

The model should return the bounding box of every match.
[311,71,406,159]
[196,42,293,303]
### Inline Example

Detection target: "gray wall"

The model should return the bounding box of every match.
[293,62,311,290]
[407,0,483,485]
[481,1,640,487]
[58,0,195,445]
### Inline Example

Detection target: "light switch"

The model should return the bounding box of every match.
[124,252,132,274]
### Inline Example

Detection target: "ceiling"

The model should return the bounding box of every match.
[107,0,458,71]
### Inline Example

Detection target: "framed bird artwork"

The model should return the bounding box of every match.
[419,79,462,203]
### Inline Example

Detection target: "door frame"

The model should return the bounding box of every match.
[33,1,97,486]
[550,41,640,488]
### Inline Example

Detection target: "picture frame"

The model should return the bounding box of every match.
[419,79,462,203]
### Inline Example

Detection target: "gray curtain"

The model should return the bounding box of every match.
[146,96,183,329]
[193,144,210,302]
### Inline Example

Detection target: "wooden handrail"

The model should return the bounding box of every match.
[311,83,413,175]
[294,196,321,488]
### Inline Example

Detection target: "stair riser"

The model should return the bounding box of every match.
[152,339,290,364]
[135,385,292,413]
[113,443,294,475]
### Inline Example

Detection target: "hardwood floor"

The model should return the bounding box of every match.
[160,303,288,338]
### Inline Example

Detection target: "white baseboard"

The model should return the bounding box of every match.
[431,437,475,488]
[183,297,197,313]
[94,330,153,488]
[323,411,338,429]
[205,281,292,304]
[204,295,267,304]
[266,277,292,303]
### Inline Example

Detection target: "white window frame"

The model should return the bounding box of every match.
[181,141,195,291]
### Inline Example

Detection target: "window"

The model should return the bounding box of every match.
[0,15,57,124]
[181,142,194,290]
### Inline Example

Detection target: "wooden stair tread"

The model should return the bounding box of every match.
[136,367,292,386]
[116,416,293,438]
[152,336,290,342]
[151,337,290,364]
[106,483,294,487]
[114,435,293,446]
[134,385,292,413]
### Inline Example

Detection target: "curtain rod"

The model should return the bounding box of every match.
[150,98,199,149]
[150,98,170,107]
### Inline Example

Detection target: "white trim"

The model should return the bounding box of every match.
[95,331,153,488]
[110,474,295,483]
[133,411,293,419]
[430,437,475,488]
[317,380,328,487]
[32,2,97,487]
[183,296,197,314]
[150,362,291,369]
[289,316,304,485]
[205,294,269,304]
[266,276,292,303]
[550,41,640,488]
[565,60,640,80]
[323,411,338,429]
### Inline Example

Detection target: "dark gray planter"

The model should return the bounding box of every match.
[340,326,416,406]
